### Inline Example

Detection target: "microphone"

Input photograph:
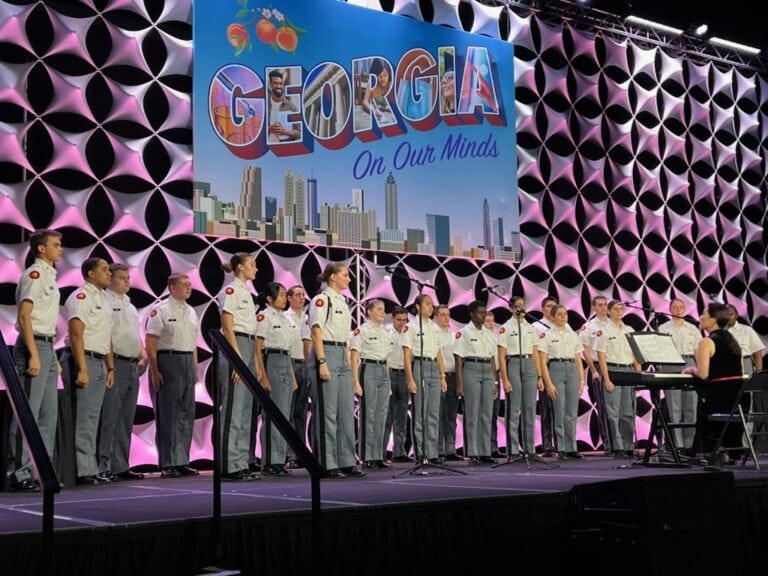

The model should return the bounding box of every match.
[480,284,501,293]
[512,303,525,313]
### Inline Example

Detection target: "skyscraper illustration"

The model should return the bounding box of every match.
[384,171,398,231]
[239,166,262,221]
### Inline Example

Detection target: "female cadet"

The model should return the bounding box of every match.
[309,263,365,478]
[539,304,584,460]
[402,294,447,463]
[218,252,260,481]
[255,282,297,476]
[350,299,392,469]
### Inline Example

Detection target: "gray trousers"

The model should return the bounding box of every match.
[604,367,636,451]
[98,357,140,474]
[219,335,255,473]
[261,352,293,466]
[359,362,390,462]
[310,346,356,471]
[438,372,459,456]
[286,359,310,461]
[72,356,107,477]
[8,339,59,482]
[549,361,580,453]
[660,359,697,449]
[462,361,495,458]
[506,357,537,454]
[384,368,409,458]
[412,359,441,460]
[154,353,195,468]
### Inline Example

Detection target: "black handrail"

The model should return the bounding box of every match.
[0,332,61,576]
[208,330,323,568]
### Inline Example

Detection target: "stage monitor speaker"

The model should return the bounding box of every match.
[568,472,741,576]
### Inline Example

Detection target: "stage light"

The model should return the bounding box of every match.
[624,15,684,35]
[691,23,708,37]
[709,36,761,55]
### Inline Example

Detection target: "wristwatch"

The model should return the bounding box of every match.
[317,357,327,365]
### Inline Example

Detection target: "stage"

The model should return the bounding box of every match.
[2,453,768,575]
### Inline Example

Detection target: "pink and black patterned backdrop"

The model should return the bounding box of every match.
[1,0,766,464]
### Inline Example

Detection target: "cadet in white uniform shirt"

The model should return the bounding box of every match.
[402,294,446,463]
[350,299,392,469]
[532,296,558,456]
[454,300,498,464]
[8,229,63,492]
[580,295,612,453]
[217,253,260,482]
[725,304,764,376]
[145,273,200,478]
[498,296,542,457]
[284,285,310,468]
[435,304,461,461]
[255,283,297,476]
[539,304,585,459]
[595,300,641,458]
[62,257,114,485]
[309,263,365,478]
[99,263,147,482]
[657,298,702,453]
[384,306,411,462]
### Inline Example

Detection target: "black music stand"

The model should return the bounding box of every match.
[622,332,690,467]
[389,266,466,478]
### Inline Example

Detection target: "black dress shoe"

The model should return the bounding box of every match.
[568,452,583,460]
[248,462,261,472]
[542,450,555,458]
[375,460,392,469]
[479,456,497,464]
[76,475,100,485]
[324,468,346,478]
[341,466,366,478]
[363,460,377,470]
[392,455,414,463]
[8,477,40,492]
[428,458,441,465]
[558,453,572,461]
[612,450,627,459]
[161,467,181,478]
[624,450,635,458]
[285,459,303,470]
[244,468,262,480]
[469,456,481,465]
[222,470,252,481]
[176,465,200,476]
[116,470,145,480]
[262,464,290,476]
[444,453,463,461]
[96,471,116,482]
[491,451,505,459]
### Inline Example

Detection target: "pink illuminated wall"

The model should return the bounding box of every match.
[0,0,766,462]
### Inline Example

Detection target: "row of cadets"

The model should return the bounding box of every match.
[384,306,411,463]
[436,304,461,461]
[402,295,446,464]
[309,263,365,478]
[657,298,702,453]
[350,299,393,469]
[255,282,297,476]
[454,300,498,464]
[594,300,641,458]
[538,304,585,459]
[497,295,542,457]
[217,252,260,481]
[145,273,200,478]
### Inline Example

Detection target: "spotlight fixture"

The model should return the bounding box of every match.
[709,36,761,55]
[624,15,683,35]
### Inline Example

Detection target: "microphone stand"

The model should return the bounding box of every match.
[488,288,553,470]
[389,267,466,477]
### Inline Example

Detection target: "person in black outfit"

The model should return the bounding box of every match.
[683,303,745,463]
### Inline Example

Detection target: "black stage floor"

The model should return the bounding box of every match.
[2,453,768,575]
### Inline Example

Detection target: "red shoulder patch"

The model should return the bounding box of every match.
[29,270,40,280]
[150,309,158,317]
[257,313,265,322]
[76,292,86,300]
[315,299,324,307]
[353,328,360,336]
[498,327,506,334]
[596,330,603,337]
[225,287,234,295]
[455,332,462,339]
[539,332,546,339]
[580,324,587,331]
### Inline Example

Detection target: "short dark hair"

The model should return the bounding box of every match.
[468,300,486,315]
[81,257,106,279]
[29,229,61,256]
[391,305,408,317]
[109,262,129,274]
[269,69,283,82]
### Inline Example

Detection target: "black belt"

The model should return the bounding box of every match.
[607,362,632,367]
[463,357,491,364]
[235,331,256,341]
[390,367,405,372]
[114,354,139,363]
[361,358,387,365]
[33,334,55,343]
[84,350,106,360]
[265,348,290,356]
[549,358,574,363]
[323,340,346,347]
[507,354,531,359]
[681,355,694,359]
[413,356,436,362]
[292,358,304,364]
[157,350,193,356]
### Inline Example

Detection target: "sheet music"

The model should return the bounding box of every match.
[626,332,686,365]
